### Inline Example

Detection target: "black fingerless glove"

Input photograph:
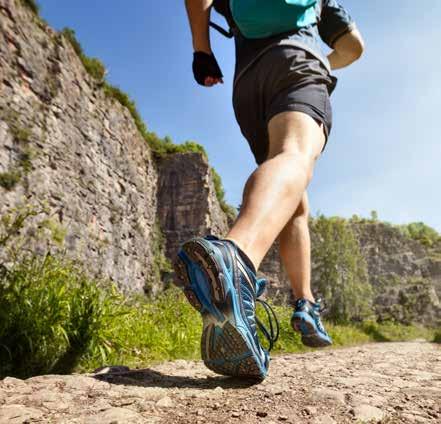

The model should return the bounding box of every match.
[192,52,223,86]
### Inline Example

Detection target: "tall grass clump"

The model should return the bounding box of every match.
[0,255,126,378]
[77,289,203,372]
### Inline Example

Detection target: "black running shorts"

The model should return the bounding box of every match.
[233,46,336,165]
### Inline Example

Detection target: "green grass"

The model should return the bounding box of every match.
[0,252,435,379]
[434,331,441,344]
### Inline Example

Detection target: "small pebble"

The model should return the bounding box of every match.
[257,411,268,418]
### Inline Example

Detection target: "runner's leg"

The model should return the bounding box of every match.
[227,111,325,269]
[278,191,315,303]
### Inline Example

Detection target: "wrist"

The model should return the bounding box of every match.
[193,39,212,55]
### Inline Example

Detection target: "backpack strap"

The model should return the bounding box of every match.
[209,21,234,38]
[211,0,236,38]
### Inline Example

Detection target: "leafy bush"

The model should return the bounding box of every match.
[61,28,106,82]
[434,331,441,344]
[82,56,106,81]
[397,222,441,247]
[11,125,31,143]
[103,83,147,135]
[0,171,21,191]
[311,215,374,323]
[211,168,237,220]
[153,136,208,158]
[20,0,39,15]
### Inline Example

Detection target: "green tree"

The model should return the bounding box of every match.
[311,216,373,323]
[399,222,441,247]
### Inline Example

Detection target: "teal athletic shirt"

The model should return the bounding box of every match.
[222,0,355,84]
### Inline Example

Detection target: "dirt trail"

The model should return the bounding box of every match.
[0,342,440,424]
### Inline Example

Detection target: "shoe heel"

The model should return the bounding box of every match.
[173,256,203,311]
[181,239,227,305]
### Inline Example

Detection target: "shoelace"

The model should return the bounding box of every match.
[299,298,327,334]
[255,299,280,352]
[205,237,280,352]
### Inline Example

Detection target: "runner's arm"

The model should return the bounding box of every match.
[327,27,365,70]
[185,0,213,54]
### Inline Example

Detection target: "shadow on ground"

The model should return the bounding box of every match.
[93,367,259,390]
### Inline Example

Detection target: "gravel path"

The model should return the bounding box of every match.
[1,342,440,423]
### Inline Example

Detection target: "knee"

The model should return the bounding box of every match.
[293,194,310,220]
[280,148,316,186]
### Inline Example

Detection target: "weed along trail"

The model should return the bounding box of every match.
[0,341,439,423]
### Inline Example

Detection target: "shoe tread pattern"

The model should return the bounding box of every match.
[202,322,261,378]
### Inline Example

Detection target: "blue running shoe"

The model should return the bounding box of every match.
[174,236,279,380]
[291,298,332,348]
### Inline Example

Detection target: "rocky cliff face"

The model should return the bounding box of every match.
[260,222,441,325]
[157,153,228,261]
[1,0,440,324]
[0,0,226,294]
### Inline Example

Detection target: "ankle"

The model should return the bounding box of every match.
[224,237,259,272]
[294,292,315,304]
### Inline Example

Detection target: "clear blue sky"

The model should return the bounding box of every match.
[39,1,441,231]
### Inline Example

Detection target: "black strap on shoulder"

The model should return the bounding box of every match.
[211,0,235,39]
[209,21,234,38]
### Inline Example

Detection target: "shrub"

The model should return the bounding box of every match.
[153,137,208,158]
[103,83,148,137]
[61,28,106,82]
[60,28,83,57]
[397,222,441,247]
[82,56,106,81]
[0,171,21,191]
[11,125,31,143]
[211,168,237,220]
[434,331,441,344]
[311,215,373,323]
[20,0,39,15]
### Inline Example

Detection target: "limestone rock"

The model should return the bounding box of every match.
[156,396,175,408]
[312,415,336,424]
[351,404,385,422]
[83,407,145,424]
[311,388,346,405]
[0,404,43,424]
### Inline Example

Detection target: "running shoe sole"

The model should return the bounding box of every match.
[174,238,267,379]
[291,312,332,348]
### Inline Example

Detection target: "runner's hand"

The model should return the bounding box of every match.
[192,52,224,87]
